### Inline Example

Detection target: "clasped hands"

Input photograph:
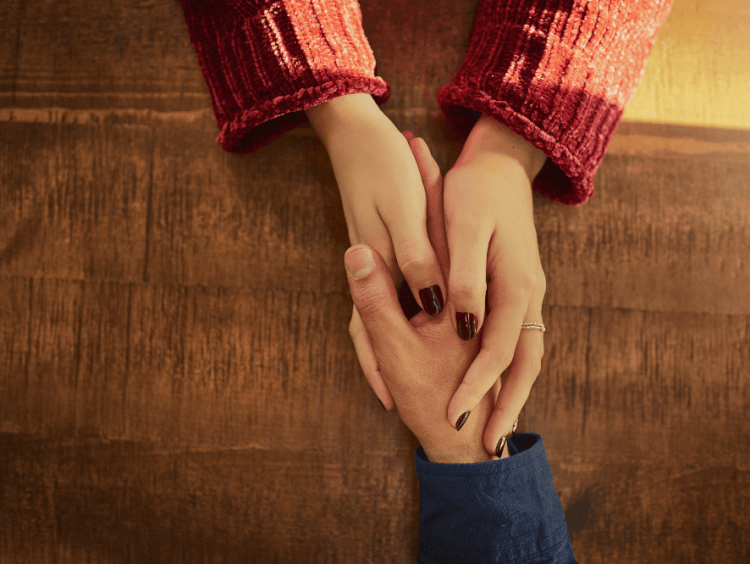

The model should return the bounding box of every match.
[306,93,547,464]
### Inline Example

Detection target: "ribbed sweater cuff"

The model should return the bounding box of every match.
[437,0,673,206]
[179,0,390,154]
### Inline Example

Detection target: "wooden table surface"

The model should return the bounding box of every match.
[1,0,748,562]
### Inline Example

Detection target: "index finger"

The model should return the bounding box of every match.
[403,133,450,283]
[416,138,450,280]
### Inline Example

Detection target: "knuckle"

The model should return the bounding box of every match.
[503,286,530,308]
[449,272,487,302]
[355,288,391,318]
[487,347,514,372]
[456,379,483,406]
[517,268,537,293]
[398,250,431,278]
[501,270,536,304]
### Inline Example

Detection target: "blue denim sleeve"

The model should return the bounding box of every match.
[414,433,578,564]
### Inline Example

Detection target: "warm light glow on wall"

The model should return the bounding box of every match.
[622,0,750,130]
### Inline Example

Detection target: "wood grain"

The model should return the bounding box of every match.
[1,0,749,562]
[0,433,421,563]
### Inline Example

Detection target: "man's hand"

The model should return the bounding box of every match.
[442,114,548,458]
[343,131,510,464]
[306,94,448,412]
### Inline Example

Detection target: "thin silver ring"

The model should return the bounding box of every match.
[521,322,545,332]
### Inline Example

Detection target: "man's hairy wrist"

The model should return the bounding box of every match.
[304,92,383,146]
[425,444,500,465]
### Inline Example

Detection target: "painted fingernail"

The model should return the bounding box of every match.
[511,417,518,435]
[455,411,471,431]
[456,312,477,340]
[419,285,444,316]
[495,435,507,458]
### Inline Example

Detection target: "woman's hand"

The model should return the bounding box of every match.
[343,130,509,464]
[442,114,548,458]
[306,94,448,410]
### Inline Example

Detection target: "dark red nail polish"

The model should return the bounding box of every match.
[495,436,507,458]
[456,411,471,431]
[456,312,477,340]
[419,285,444,316]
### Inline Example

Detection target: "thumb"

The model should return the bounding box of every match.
[344,244,415,354]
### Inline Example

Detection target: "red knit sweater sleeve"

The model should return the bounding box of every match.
[177,0,390,153]
[179,0,672,206]
[438,0,674,205]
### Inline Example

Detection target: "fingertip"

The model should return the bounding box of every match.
[448,392,469,431]
[456,310,479,341]
[444,235,490,341]
[418,284,445,317]
[482,429,502,458]
[455,410,471,431]
[494,435,507,459]
[483,415,509,458]
[397,241,447,320]
[446,275,486,341]
[483,406,520,459]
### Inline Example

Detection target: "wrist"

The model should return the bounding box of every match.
[304,93,383,146]
[424,444,500,464]
[419,398,509,464]
[457,113,546,183]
